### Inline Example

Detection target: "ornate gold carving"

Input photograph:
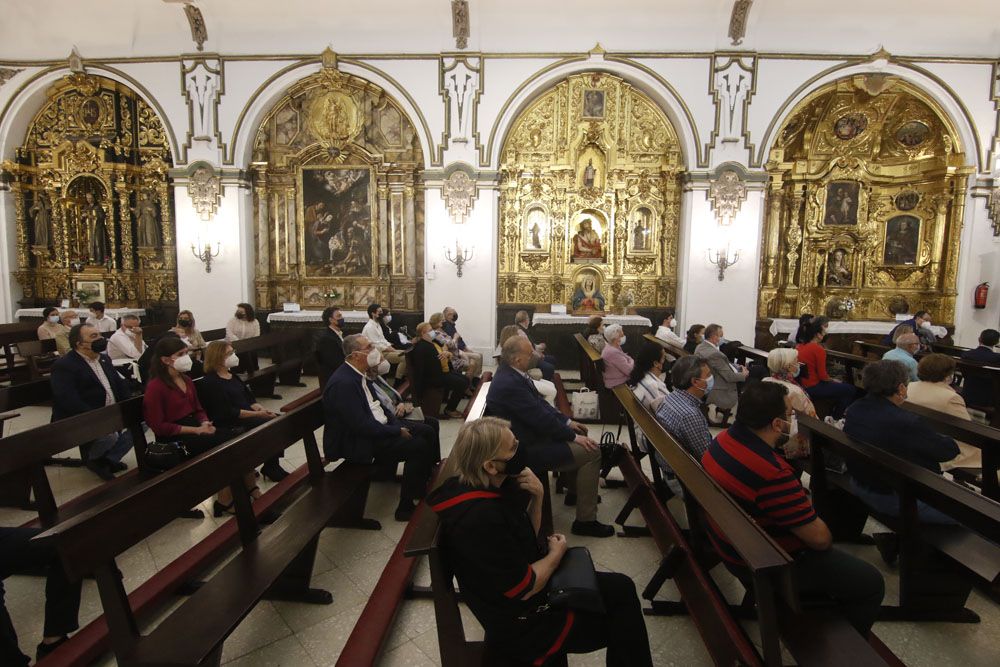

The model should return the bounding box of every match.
[442,168,477,224]
[306,90,362,152]
[707,168,747,225]
[988,186,1000,237]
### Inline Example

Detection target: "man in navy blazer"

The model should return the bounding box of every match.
[323,334,438,521]
[50,323,134,480]
[960,328,1000,408]
[485,335,613,537]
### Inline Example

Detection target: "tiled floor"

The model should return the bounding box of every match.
[2,369,997,666]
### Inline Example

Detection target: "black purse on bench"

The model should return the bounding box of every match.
[546,546,605,614]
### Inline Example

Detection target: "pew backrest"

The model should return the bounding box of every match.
[644,333,688,359]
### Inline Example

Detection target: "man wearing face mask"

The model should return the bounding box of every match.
[108,314,147,361]
[49,324,134,480]
[882,309,937,349]
[365,352,442,469]
[654,309,685,348]
[323,334,438,521]
[514,310,556,381]
[703,381,885,637]
[695,323,748,423]
[315,307,347,388]
[654,356,713,481]
[362,303,407,381]
[86,302,117,333]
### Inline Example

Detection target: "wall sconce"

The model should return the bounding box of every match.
[191,238,221,273]
[444,239,474,277]
[707,246,740,281]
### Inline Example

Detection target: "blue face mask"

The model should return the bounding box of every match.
[700,374,715,395]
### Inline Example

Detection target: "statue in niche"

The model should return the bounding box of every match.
[582,159,596,188]
[30,193,51,247]
[571,272,606,313]
[529,222,542,249]
[82,192,108,265]
[523,207,547,251]
[824,248,852,286]
[571,217,603,261]
[133,191,161,248]
[631,208,652,251]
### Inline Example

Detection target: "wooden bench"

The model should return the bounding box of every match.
[643,332,688,361]
[931,341,970,358]
[16,338,59,379]
[34,398,374,666]
[798,413,1000,623]
[615,386,897,666]
[573,333,620,424]
[232,329,307,391]
[0,321,44,384]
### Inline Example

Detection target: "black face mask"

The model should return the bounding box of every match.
[452,313,459,323]
[496,446,527,477]
[89,337,108,354]
[178,319,192,327]
[235,312,245,320]
[335,318,345,329]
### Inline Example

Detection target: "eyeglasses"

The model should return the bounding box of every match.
[489,440,519,464]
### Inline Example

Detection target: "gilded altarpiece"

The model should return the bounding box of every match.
[497,73,683,311]
[759,76,972,323]
[251,67,424,311]
[3,74,176,306]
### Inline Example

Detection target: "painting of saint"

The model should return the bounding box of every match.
[824,249,852,286]
[571,216,603,262]
[631,207,652,252]
[883,215,920,265]
[824,182,859,226]
[301,167,372,276]
[523,207,547,251]
[571,271,606,314]
[583,89,605,119]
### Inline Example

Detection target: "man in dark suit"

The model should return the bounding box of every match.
[485,335,612,537]
[514,309,556,380]
[882,310,936,348]
[322,334,438,521]
[315,306,346,388]
[960,328,1000,408]
[50,323,134,480]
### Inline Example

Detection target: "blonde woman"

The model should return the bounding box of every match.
[172,309,207,358]
[763,347,816,457]
[427,417,652,666]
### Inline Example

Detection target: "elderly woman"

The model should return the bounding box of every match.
[37,306,72,354]
[412,322,469,418]
[585,316,606,353]
[906,353,982,473]
[427,417,653,667]
[601,323,634,389]
[762,347,816,457]
[429,311,471,377]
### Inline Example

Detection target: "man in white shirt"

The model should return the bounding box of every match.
[655,309,686,348]
[86,302,118,333]
[107,314,147,361]
[361,303,407,380]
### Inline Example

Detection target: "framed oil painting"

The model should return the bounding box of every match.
[582,89,605,119]
[883,215,920,265]
[823,181,859,226]
[75,279,106,304]
[301,166,374,277]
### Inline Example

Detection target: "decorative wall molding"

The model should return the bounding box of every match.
[706,54,756,162]
[186,161,222,220]
[439,56,482,160]
[180,56,224,161]
[451,1,470,50]
[707,164,748,225]
[0,67,22,88]
[183,3,208,52]
[728,0,753,47]
[68,47,84,73]
[442,163,478,224]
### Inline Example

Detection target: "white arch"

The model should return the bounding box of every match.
[484,57,703,170]
[0,64,181,164]
[228,59,434,168]
[755,61,983,173]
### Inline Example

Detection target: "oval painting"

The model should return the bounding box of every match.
[834,113,868,140]
[895,121,930,148]
[894,191,920,211]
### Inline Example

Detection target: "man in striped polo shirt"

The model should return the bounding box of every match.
[702,381,884,636]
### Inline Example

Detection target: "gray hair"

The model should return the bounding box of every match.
[121,314,140,324]
[862,360,909,397]
[343,334,368,356]
[514,310,529,325]
[895,332,919,349]
[501,334,529,365]
[670,355,708,390]
[603,323,623,342]
[767,347,798,374]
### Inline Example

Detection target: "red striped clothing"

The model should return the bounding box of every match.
[701,423,817,565]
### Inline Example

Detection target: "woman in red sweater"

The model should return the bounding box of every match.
[796,316,857,419]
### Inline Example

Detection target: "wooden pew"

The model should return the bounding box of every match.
[825,349,871,388]
[614,386,895,666]
[643,332,688,360]
[0,321,43,384]
[232,329,308,399]
[34,399,375,667]
[798,413,1000,623]
[16,338,58,379]
[573,333,620,424]
[931,341,970,358]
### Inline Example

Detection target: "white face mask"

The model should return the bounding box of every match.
[366,349,381,368]
[384,314,392,324]
[619,335,627,346]
[69,318,81,327]
[376,359,391,375]
[224,353,240,369]
[172,354,193,373]
[90,312,99,320]
[920,320,932,330]
[48,315,60,323]
[669,318,677,329]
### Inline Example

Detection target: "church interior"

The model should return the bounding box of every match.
[1,1,1000,665]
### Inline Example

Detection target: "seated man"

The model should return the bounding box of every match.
[486,335,612,537]
[441,306,483,381]
[412,322,469,419]
[702,381,885,636]
[107,314,147,361]
[655,356,713,467]
[514,310,556,380]
[362,303,407,381]
[654,309,685,348]
[86,301,117,333]
[366,351,441,466]
[883,309,937,349]
[1,526,82,665]
[323,334,438,521]
[695,323,748,421]
[843,360,959,524]
[881,331,920,382]
[50,323,134,480]
[315,306,346,388]
[960,328,1000,408]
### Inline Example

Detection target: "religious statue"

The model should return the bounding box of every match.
[571,218,602,261]
[132,191,161,248]
[824,248,852,286]
[632,209,651,251]
[30,193,51,247]
[582,159,596,189]
[82,192,108,265]
[529,221,542,249]
[571,273,606,313]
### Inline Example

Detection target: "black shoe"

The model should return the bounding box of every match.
[394,501,417,522]
[213,500,235,517]
[86,459,114,481]
[108,460,128,472]
[873,532,900,566]
[36,636,68,660]
[571,520,615,538]
[261,462,290,483]
[564,493,602,507]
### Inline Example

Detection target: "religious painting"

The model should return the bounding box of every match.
[833,113,867,140]
[77,97,103,129]
[894,190,920,211]
[301,166,373,277]
[571,268,606,314]
[523,206,548,252]
[823,181,859,226]
[570,211,605,263]
[582,89,605,119]
[883,215,920,265]
[823,248,852,286]
[895,121,930,147]
[576,147,605,190]
[75,279,106,304]
[629,206,654,253]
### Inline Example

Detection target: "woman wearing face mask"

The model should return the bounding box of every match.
[684,324,705,355]
[199,341,288,483]
[225,303,260,342]
[655,309,685,348]
[762,348,816,458]
[627,342,670,412]
[796,316,857,419]
[37,307,71,354]
[427,417,653,667]
[411,322,470,419]
[600,324,634,389]
[585,316,606,353]
[172,310,207,360]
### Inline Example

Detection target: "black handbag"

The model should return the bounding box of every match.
[547,547,605,614]
[144,441,191,472]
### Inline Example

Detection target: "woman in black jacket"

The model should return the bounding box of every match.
[427,417,652,666]
[411,322,469,418]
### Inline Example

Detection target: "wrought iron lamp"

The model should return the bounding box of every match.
[191,239,221,273]
[707,246,739,281]
[444,240,474,278]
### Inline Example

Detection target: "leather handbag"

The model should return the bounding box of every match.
[570,388,600,420]
[547,546,605,614]
[144,441,191,472]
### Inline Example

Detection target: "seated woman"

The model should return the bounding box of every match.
[427,417,653,666]
[225,302,261,373]
[628,341,669,412]
[199,340,288,482]
[495,325,557,405]
[600,324,634,389]
[172,309,207,360]
[429,311,470,377]
[796,316,856,419]
[585,316,606,353]
[684,323,705,355]
[142,337,269,519]
[412,322,470,419]
[37,307,71,354]
[762,347,817,458]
